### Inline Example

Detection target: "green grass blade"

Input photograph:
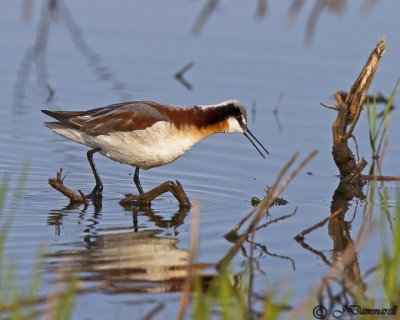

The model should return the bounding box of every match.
[371,96,377,141]
[366,100,376,154]
[376,81,399,154]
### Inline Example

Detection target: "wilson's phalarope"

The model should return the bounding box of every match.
[42,99,268,202]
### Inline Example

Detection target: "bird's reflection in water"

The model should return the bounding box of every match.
[46,201,214,294]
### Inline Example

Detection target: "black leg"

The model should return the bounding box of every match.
[86,147,103,199]
[133,167,144,194]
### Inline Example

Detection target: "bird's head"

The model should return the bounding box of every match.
[214,99,269,158]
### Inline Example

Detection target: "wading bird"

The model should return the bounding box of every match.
[42,99,268,205]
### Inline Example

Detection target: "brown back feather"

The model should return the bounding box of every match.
[42,100,240,136]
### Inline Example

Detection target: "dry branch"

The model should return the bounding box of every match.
[48,168,87,204]
[121,180,191,208]
[327,37,386,179]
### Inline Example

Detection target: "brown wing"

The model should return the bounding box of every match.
[42,101,170,136]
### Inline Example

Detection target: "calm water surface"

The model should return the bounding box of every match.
[1,1,400,318]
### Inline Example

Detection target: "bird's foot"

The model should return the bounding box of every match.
[120,180,191,208]
[85,184,103,200]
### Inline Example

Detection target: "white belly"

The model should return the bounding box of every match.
[54,121,201,169]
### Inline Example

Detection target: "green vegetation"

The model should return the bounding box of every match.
[191,265,288,320]
[0,164,77,320]
[366,80,399,174]
[251,186,288,208]
[381,195,400,304]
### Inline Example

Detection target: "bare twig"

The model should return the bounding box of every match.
[48,169,87,204]
[320,102,338,111]
[255,208,297,232]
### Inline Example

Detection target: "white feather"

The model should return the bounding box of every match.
[50,121,201,169]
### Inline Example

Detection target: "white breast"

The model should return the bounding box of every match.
[89,121,201,169]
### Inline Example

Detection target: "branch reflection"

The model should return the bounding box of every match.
[295,181,368,312]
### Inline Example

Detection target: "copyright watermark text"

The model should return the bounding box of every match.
[312,304,398,319]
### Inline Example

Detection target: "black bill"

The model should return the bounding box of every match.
[243,129,269,159]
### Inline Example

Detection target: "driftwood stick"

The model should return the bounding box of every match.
[342,104,362,142]
[48,169,191,207]
[48,169,87,204]
[345,37,386,120]
[120,180,191,208]
[329,37,386,178]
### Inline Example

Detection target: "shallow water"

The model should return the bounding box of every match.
[1,1,400,318]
